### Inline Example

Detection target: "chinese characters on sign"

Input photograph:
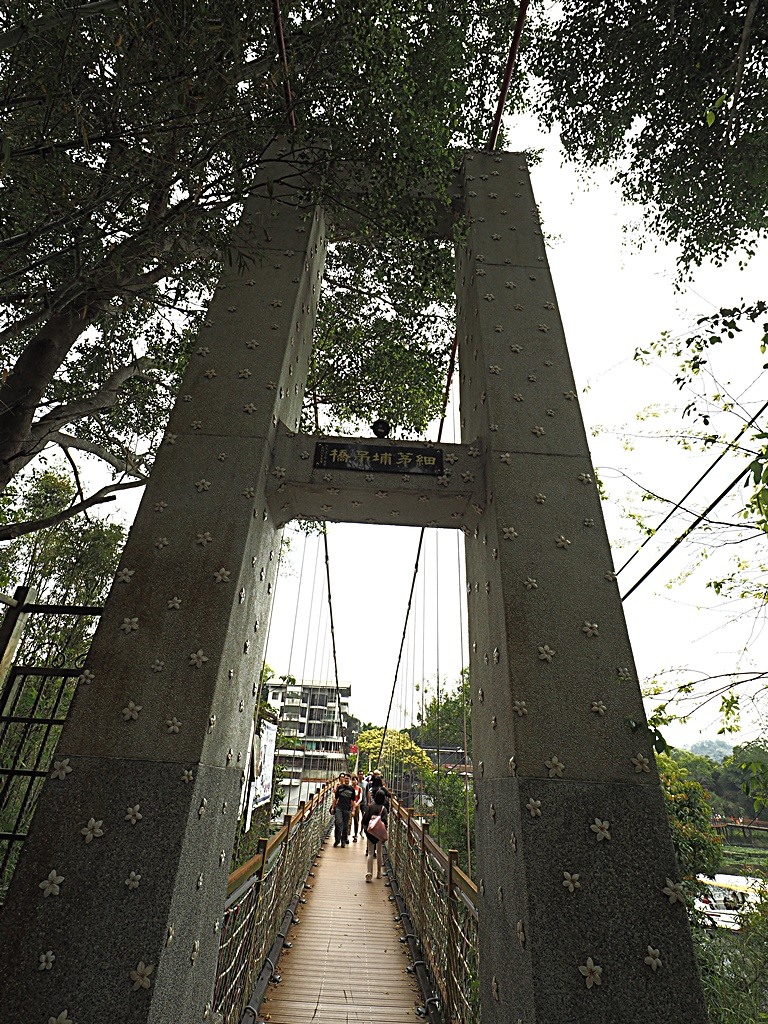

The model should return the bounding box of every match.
[313,443,444,476]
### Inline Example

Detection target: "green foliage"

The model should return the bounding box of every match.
[309,238,455,435]
[694,904,768,1023]
[0,470,124,666]
[410,669,471,752]
[1,0,518,524]
[657,753,723,881]
[530,1,768,268]
[423,768,474,874]
[357,726,433,778]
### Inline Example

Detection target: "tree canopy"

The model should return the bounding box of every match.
[0,0,517,533]
[529,0,768,268]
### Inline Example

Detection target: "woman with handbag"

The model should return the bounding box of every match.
[362,789,388,882]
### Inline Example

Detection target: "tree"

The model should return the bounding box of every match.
[411,670,472,755]
[0,469,124,667]
[357,726,433,780]
[657,753,723,882]
[0,1,516,534]
[529,0,768,268]
[631,302,768,725]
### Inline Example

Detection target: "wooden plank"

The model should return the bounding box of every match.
[260,835,421,1024]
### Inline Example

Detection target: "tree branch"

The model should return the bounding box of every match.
[0,479,144,542]
[727,0,760,137]
[0,1,125,52]
[51,431,149,480]
[25,356,159,447]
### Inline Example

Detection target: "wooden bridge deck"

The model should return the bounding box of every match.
[259,833,422,1023]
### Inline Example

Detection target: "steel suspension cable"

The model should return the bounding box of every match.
[376,336,460,767]
[451,390,473,871]
[321,525,349,767]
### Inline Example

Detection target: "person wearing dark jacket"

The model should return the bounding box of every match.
[362,789,388,882]
[330,773,356,847]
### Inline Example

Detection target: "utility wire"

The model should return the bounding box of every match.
[621,460,755,602]
[616,398,768,577]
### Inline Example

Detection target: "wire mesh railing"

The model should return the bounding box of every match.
[387,798,480,1024]
[214,782,333,1023]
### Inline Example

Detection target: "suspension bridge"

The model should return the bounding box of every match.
[0,145,707,1024]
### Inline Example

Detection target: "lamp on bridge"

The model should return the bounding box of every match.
[371,418,391,438]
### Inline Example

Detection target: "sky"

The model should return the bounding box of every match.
[263,117,768,751]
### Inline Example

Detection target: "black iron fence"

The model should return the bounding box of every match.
[0,586,102,904]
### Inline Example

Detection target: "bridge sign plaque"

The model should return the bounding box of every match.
[313,442,443,476]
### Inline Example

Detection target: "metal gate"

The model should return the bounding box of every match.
[0,586,102,904]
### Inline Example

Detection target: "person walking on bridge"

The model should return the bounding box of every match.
[330,772,356,848]
[363,789,388,882]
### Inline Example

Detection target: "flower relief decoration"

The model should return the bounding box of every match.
[644,946,662,972]
[39,870,64,897]
[38,950,55,970]
[590,818,611,841]
[662,878,684,904]
[80,818,105,843]
[579,957,602,989]
[130,962,154,991]
[51,759,72,780]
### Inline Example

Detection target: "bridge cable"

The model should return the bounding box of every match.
[376,335,460,769]
[322,525,350,767]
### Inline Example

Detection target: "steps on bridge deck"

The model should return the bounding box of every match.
[259,834,422,1023]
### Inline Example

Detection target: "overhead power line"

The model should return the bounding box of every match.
[616,398,768,578]
[621,460,756,602]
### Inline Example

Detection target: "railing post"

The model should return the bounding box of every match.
[418,820,429,943]
[0,585,34,685]
[446,849,461,1024]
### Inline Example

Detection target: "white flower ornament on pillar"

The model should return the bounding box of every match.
[122,702,141,721]
[80,818,105,843]
[631,753,651,773]
[39,870,64,897]
[116,569,135,583]
[51,759,72,780]
[189,650,208,668]
[590,818,611,841]
[537,645,555,662]
[545,756,564,778]
[578,958,602,989]
[563,872,581,892]
[525,798,541,818]
[38,950,55,970]
[130,962,154,991]
[119,617,139,634]
[662,878,685,904]
[48,1012,74,1024]
[644,946,662,972]
[125,804,142,825]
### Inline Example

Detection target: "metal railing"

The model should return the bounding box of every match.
[387,798,480,1024]
[0,586,103,905]
[215,783,333,1023]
